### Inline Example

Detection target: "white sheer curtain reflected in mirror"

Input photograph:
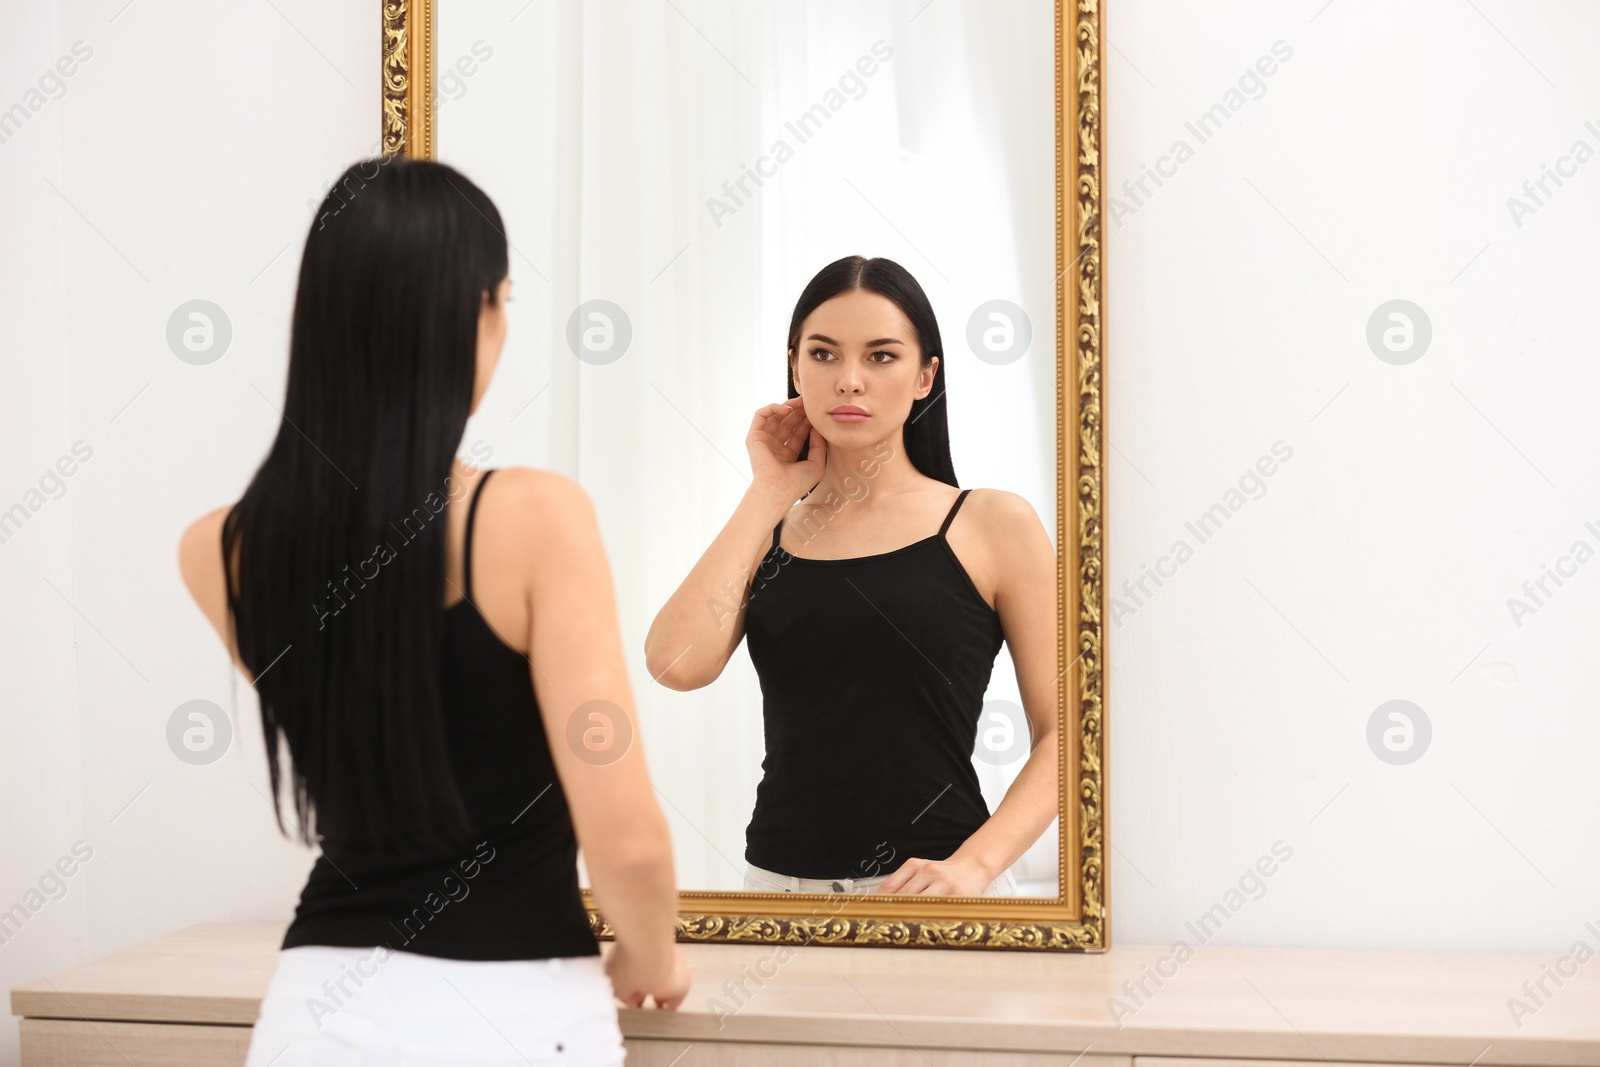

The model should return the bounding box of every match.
[438,0,1058,894]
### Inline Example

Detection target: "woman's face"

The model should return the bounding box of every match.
[471,276,512,415]
[789,289,937,447]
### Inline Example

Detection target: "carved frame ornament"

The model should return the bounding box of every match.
[381,0,1108,952]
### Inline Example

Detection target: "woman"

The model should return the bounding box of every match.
[645,256,1060,897]
[179,157,688,1066]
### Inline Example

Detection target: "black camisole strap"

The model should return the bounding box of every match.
[772,491,968,553]
[938,488,971,539]
[463,468,496,601]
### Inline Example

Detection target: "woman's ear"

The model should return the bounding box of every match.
[489,276,511,308]
[471,277,511,415]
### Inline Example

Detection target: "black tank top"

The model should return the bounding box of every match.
[280,469,599,961]
[742,487,1006,879]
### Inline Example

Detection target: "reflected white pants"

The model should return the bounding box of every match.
[743,861,1018,896]
[243,944,625,1066]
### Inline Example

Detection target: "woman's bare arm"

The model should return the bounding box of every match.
[500,469,680,972]
[642,483,792,690]
[644,398,824,690]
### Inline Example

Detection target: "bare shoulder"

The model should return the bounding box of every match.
[953,489,1053,617]
[178,504,233,607]
[478,466,601,549]
[958,487,1048,540]
[955,488,1053,581]
[482,465,592,516]
[178,503,237,652]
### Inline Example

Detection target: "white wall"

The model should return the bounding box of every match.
[2,4,1596,1061]
[1106,0,1600,950]
[0,8,89,1067]
[0,1,375,1062]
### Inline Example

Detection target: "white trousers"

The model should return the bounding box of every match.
[743,861,1019,895]
[243,945,625,1066]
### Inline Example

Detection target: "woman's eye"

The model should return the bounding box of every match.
[806,348,893,362]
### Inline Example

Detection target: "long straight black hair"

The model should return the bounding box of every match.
[222,157,508,860]
[785,256,957,486]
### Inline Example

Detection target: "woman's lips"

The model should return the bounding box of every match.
[830,408,869,422]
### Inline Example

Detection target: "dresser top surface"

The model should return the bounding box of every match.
[11,923,1600,1064]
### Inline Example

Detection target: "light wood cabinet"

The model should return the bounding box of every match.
[625,1047,1130,1066]
[19,1019,252,1066]
[11,924,1600,1066]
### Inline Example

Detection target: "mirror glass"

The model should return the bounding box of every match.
[434,0,1061,895]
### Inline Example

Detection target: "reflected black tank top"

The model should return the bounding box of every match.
[742,488,1006,879]
[280,469,599,961]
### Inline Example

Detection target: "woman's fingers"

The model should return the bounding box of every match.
[779,417,810,452]
[750,401,794,431]
[754,397,804,423]
[751,400,811,454]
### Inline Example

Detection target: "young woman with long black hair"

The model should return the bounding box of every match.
[645,256,1061,897]
[179,157,687,1065]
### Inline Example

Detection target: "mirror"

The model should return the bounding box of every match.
[385,0,1105,950]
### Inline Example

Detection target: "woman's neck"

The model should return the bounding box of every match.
[803,431,926,508]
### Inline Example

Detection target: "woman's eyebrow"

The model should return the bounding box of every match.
[804,333,905,346]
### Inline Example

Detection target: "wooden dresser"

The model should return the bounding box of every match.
[11,923,1600,1065]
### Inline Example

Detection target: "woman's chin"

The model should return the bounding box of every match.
[818,422,885,446]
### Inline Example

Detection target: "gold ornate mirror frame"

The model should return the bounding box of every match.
[380,0,1106,952]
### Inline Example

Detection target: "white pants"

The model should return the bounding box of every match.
[743,861,1018,896]
[244,945,625,1066]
